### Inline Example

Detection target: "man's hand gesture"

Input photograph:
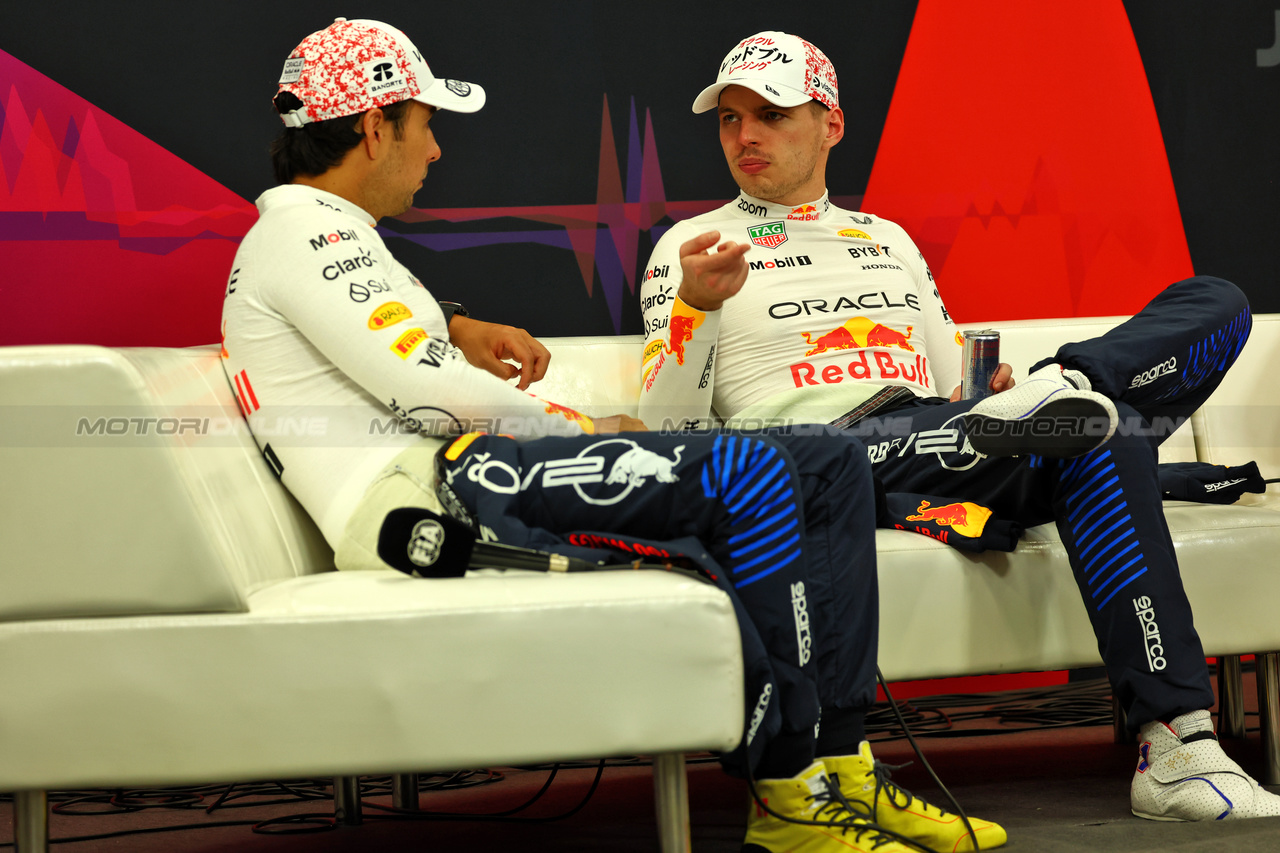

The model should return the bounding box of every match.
[448,315,551,391]
[676,230,750,312]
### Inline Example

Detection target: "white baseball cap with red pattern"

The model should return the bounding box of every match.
[276,18,485,127]
[692,31,839,114]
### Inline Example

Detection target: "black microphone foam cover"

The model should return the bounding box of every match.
[377,507,475,578]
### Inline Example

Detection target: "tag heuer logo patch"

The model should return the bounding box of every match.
[748,221,788,249]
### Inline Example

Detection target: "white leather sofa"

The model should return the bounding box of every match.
[2,315,1279,853]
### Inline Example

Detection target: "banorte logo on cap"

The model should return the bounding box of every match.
[278,19,421,125]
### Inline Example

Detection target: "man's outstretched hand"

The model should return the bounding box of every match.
[448,315,550,390]
[676,230,751,312]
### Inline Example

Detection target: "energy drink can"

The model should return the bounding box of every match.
[961,330,1000,400]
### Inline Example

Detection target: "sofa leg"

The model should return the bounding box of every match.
[391,773,419,810]
[1256,652,1280,785]
[652,752,691,853]
[1217,655,1246,739]
[12,790,48,853]
[332,775,363,826]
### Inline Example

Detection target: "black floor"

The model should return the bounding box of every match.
[6,678,1280,852]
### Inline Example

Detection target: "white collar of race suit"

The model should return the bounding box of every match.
[731,190,832,222]
[255,184,378,227]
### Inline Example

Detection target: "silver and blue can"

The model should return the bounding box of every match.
[961,330,1000,400]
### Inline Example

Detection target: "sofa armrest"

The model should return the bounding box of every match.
[0,345,330,622]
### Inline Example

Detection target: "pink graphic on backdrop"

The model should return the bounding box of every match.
[0,48,257,347]
[392,94,729,331]
[0,50,716,341]
[0,49,826,341]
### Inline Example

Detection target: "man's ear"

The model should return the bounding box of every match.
[823,107,846,150]
[359,108,389,159]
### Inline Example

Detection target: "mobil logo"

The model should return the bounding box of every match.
[748,221,788,249]
[749,255,811,272]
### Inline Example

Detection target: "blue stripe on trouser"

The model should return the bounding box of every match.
[441,429,880,778]
[858,403,1218,730]
[1060,449,1150,610]
[702,435,805,589]
[1037,277,1252,430]
[1049,416,1214,730]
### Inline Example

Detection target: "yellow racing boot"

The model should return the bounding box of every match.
[823,742,1007,851]
[744,759,913,852]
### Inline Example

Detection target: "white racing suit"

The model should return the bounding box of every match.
[639,189,1251,731]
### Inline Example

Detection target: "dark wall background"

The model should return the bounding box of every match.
[2,1,1277,343]
[1126,3,1280,304]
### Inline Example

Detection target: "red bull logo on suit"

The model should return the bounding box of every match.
[667,314,697,364]
[800,316,914,356]
[446,438,685,508]
[790,316,925,389]
[906,500,992,538]
[541,400,596,434]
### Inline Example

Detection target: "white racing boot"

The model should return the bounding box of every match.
[961,363,1118,459]
[1132,709,1280,820]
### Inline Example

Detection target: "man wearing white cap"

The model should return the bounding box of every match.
[639,29,1280,830]
[222,19,960,853]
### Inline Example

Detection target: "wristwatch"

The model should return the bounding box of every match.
[438,301,470,324]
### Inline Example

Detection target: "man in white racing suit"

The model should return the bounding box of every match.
[638,29,1280,825]
[219,18,1004,853]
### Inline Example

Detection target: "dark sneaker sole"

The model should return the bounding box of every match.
[962,397,1117,459]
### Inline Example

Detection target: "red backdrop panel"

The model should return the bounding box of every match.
[0,49,255,347]
[862,0,1194,323]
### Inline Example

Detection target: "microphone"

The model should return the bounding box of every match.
[376,507,601,578]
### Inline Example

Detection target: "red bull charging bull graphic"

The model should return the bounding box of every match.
[642,299,707,391]
[800,316,914,356]
[542,399,596,434]
[790,315,928,390]
[667,313,698,365]
[906,500,992,539]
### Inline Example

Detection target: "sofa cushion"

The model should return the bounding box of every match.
[875,502,1280,681]
[0,569,743,790]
